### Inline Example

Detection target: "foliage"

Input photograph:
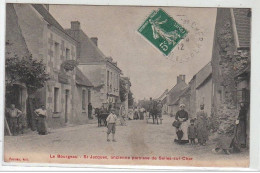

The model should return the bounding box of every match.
[138,100,150,110]
[62,60,78,72]
[128,90,134,107]
[5,55,50,94]
[119,78,128,102]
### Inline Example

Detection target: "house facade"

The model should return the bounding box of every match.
[5,4,30,118]
[74,68,94,123]
[194,62,212,117]
[10,4,92,128]
[166,75,188,116]
[66,21,121,109]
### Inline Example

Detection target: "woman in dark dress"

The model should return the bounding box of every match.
[34,105,48,135]
[196,104,209,146]
[133,107,139,120]
[174,104,189,144]
[235,102,247,148]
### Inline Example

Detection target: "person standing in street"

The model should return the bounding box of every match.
[235,102,247,148]
[34,105,48,135]
[88,103,93,119]
[196,104,209,146]
[148,97,153,118]
[139,107,145,120]
[157,100,163,118]
[106,109,117,142]
[174,104,189,144]
[119,105,127,126]
[7,104,22,136]
[188,119,197,145]
[133,107,139,120]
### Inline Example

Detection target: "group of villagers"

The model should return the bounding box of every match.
[173,103,209,146]
[173,103,247,155]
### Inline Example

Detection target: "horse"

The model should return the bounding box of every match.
[96,108,109,127]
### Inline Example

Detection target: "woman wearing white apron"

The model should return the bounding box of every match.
[174,104,189,144]
[128,108,134,120]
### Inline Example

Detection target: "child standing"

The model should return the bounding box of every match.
[106,109,117,142]
[188,119,197,145]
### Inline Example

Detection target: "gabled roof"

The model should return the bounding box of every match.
[75,67,93,87]
[168,85,189,106]
[6,4,30,59]
[66,29,121,73]
[32,4,76,42]
[195,62,212,89]
[232,8,251,48]
[157,89,168,101]
[167,80,188,106]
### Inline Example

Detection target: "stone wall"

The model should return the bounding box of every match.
[196,77,212,118]
[211,8,249,134]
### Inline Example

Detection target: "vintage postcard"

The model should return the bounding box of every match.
[3,3,252,168]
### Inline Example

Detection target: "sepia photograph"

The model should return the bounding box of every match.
[3,3,252,168]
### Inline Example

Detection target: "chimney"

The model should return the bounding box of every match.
[71,21,80,30]
[43,4,49,11]
[91,37,98,46]
[105,56,113,62]
[177,74,185,83]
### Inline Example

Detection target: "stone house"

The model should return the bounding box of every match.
[194,62,212,117]
[5,4,30,117]
[177,87,191,117]
[9,4,93,128]
[211,8,251,137]
[168,63,212,119]
[74,67,94,123]
[66,21,122,109]
[166,75,188,116]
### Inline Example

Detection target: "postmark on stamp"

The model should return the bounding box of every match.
[138,8,188,56]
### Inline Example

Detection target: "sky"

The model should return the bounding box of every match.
[50,5,217,101]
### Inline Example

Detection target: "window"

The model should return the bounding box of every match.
[82,90,86,111]
[107,71,110,86]
[54,42,60,58]
[66,48,70,59]
[88,90,91,104]
[54,87,59,113]
[110,72,112,92]
[54,42,60,68]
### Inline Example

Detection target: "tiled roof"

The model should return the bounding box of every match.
[195,62,212,89]
[6,4,30,59]
[232,8,251,48]
[168,86,189,106]
[157,89,168,101]
[75,67,93,87]
[66,29,121,72]
[167,80,188,106]
[32,4,76,42]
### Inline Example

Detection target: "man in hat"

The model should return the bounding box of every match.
[106,108,117,142]
[7,104,22,135]
[196,104,209,146]
[174,104,189,143]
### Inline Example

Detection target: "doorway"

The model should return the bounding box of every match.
[65,89,69,123]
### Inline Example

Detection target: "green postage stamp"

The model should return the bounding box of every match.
[138,8,188,56]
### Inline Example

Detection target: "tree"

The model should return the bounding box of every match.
[6,55,50,94]
[6,55,50,130]
[119,78,127,102]
[128,90,134,107]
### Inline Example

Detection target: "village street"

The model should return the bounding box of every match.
[4,115,249,167]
